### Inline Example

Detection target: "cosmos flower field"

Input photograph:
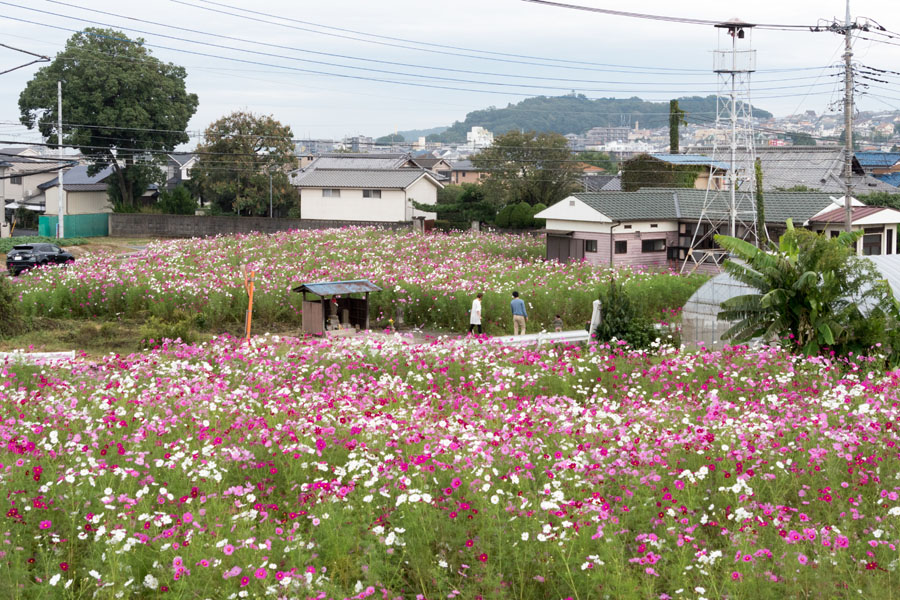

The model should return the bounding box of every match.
[2,333,900,599]
[11,229,702,333]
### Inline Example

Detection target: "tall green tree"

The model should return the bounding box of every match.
[669,99,686,154]
[472,130,579,208]
[18,28,198,208]
[191,112,299,216]
[716,221,898,357]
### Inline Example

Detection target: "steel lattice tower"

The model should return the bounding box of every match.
[682,19,758,273]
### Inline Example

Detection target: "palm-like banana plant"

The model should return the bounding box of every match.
[715,220,894,355]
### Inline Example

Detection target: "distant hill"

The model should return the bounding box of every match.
[394,126,448,141]
[421,95,772,143]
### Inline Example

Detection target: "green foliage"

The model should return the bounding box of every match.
[107,162,165,211]
[375,133,404,144]
[532,202,547,228]
[621,153,702,192]
[593,277,657,348]
[0,236,86,255]
[12,206,38,230]
[138,312,196,347]
[158,185,197,215]
[412,184,495,227]
[18,28,198,208]
[786,131,817,146]
[473,130,579,208]
[191,111,299,216]
[716,221,900,359]
[574,151,616,172]
[0,277,24,338]
[774,185,815,192]
[510,201,535,229]
[669,99,686,154]
[494,205,514,228]
[428,95,772,143]
[860,192,900,210]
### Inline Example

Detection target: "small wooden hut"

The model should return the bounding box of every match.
[292,279,382,335]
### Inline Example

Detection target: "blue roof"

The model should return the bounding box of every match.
[38,164,115,189]
[855,152,900,169]
[875,172,900,187]
[650,153,730,171]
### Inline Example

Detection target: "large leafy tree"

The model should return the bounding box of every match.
[716,221,898,357]
[18,28,198,208]
[472,130,579,208]
[191,111,298,216]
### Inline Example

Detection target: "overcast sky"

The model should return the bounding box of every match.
[0,0,898,147]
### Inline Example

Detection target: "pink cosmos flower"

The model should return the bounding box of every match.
[39,520,51,530]
[254,568,267,579]
[223,544,235,556]
[798,554,809,565]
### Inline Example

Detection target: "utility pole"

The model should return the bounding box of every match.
[57,80,65,239]
[268,168,273,218]
[842,0,854,233]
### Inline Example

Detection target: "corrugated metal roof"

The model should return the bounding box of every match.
[855,152,900,169]
[292,279,383,296]
[294,168,437,189]
[650,153,730,171]
[809,205,887,224]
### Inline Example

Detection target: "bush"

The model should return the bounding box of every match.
[510,201,534,229]
[0,277,24,338]
[532,202,547,228]
[494,205,514,228]
[593,277,657,348]
[158,185,197,215]
[138,312,196,347]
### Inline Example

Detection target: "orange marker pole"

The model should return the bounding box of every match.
[244,269,255,343]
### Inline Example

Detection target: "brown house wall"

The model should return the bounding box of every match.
[570,231,676,268]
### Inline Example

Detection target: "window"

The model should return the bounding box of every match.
[863,234,882,256]
[322,189,341,197]
[9,176,22,185]
[585,239,598,253]
[623,224,632,230]
[614,240,627,254]
[888,229,894,255]
[830,230,841,239]
[362,189,381,198]
[642,238,666,253]
[650,223,658,228]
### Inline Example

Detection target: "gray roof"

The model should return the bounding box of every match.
[38,164,115,191]
[168,153,197,166]
[413,157,449,169]
[293,168,439,189]
[582,175,619,193]
[450,159,479,171]
[302,153,416,172]
[573,188,841,224]
[690,146,898,195]
[292,279,382,296]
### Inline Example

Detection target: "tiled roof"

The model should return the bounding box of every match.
[38,165,114,190]
[581,175,618,193]
[809,205,887,224]
[855,151,900,169]
[450,159,480,171]
[168,153,197,166]
[650,153,730,170]
[875,172,900,187]
[412,157,448,169]
[293,168,438,189]
[572,188,840,224]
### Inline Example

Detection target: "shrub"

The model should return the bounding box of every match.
[0,277,24,338]
[158,185,197,215]
[593,277,657,348]
[494,205,514,228]
[510,201,534,229]
[138,313,196,347]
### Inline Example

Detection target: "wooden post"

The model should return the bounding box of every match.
[364,292,370,330]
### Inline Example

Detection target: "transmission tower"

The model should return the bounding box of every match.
[682,19,758,273]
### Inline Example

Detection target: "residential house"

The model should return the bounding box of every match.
[410,157,453,182]
[36,164,159,215]
[165,153,198,190]
[292,153,421,180]
[808,205,900,256]
[447,159,488,185]
[534,188,897,268]
[582,174,622,193]
[855,151,900,176]
[0,147,66,214]
[294,169,440,223]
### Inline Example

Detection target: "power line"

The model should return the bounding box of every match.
[520,0,817,30]
[0,3,839,95]
[0,41,51,75]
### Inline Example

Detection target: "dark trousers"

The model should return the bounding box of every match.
[468,323,482,334]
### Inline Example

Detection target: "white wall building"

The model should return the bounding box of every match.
[466,127,494,150]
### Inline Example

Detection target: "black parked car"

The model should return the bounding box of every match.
[6,243,74,276]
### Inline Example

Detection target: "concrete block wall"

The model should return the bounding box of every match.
[108,214,411,238]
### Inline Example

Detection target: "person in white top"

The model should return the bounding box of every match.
[469,292,484,334]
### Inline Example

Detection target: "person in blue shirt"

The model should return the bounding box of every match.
[510,290,528,335]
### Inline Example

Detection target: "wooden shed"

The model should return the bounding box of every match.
[292,279,382,335]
